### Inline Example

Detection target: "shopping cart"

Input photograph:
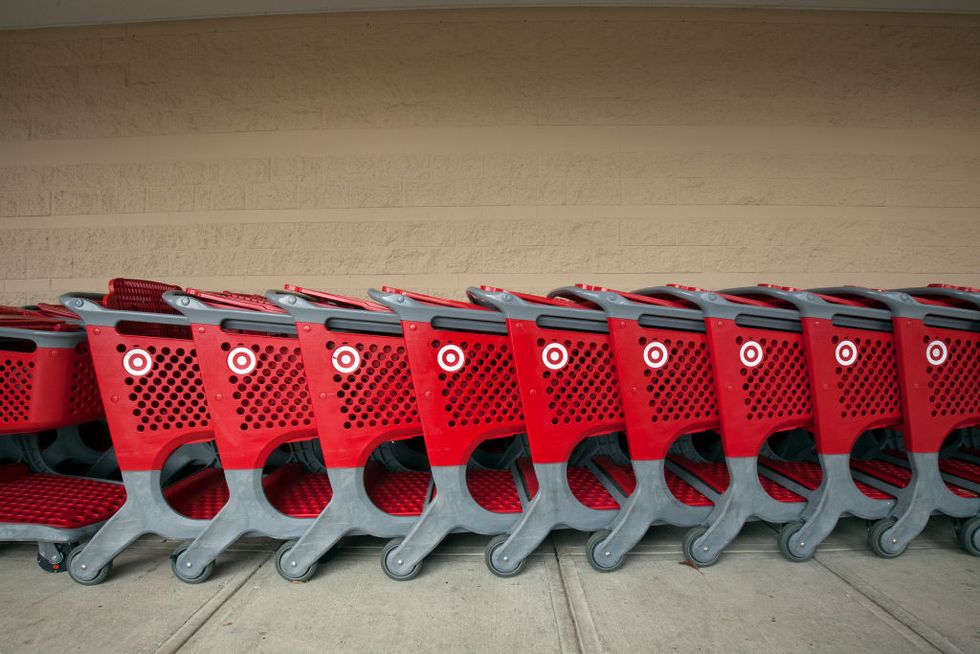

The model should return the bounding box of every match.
[819,285,980,557]
[61,279,229,584]
[0,307,123,572]
[719,285,900,561]
[267,286,433,581]
[369,287,529,580]
[637,285,810,566]
[467,287,628,577]
[163,289,332,582]
[554,285,718,571]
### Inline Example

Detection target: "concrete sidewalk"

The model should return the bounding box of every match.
[1,517,976,653]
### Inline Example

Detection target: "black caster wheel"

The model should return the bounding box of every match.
[586,530,625,572]
[485,534,525,578]
[682,526,720,567]
[170,544,215,584]
[381,538,421,581]
[868,517,906,559]
[37,542,77,573]
[275,540,317,582]
[66,547,112,586]
[777,520,812,563]
[957,516,980,556]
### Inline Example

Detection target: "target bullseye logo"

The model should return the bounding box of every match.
[542,343,569,371]
[835,340,858,367]
[332,346,361,374]
[643,341,669,369]
[437,344,465,373]
[122,348,152,377]
[739,341,764,368]
[926,340,948,366]
[227,346,257,376]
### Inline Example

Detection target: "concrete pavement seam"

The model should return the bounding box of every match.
[550,536,603,654]
[154,551,272,654]
[813,555,959,654]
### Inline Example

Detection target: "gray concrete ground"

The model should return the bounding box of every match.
[1,517,976,653]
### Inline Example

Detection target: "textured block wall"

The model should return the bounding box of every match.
[0,7,978,303]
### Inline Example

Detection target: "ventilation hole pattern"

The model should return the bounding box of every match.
[225,343,312,432]
[0,355,33,425]
[327,341,418,431]
[924,335,980,419]
[431,339,523,429]
[832,335,902,420]
[120,344,211,433]
[736,336,812,422]
[638,336,717,424]
[539,339,622,426]
[67,342,103,419]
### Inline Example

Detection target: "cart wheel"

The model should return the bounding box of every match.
[586,530,625,572]
[868,517,906,559]
[957,516,980,556]
[777,521,812,563]
[170,544,215,584]
[37,542,77,573]
[381,538,421,581]
[682,525,720,567]
[275,540,317,582]
[484,534,525,578]
[66,547,111,586]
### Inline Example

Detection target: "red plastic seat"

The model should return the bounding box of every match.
[850,458,978,499]
[759,458,893,500]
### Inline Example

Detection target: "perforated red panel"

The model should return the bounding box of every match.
[939,457,980,484]
[735,335,812,423]
[222,342,313,432]
[594,457,713,507]
[0,354,32,425]
[431,338,524,429]
[639,336,716,425]
[759,458,892,500]
[67,342,103,420]
[516,459,619,510]
[328,339,418,431]
[832,335,902,420]
[539,337,622,427]
[365,468,430,516]
[0,464,125,528]
[668,456,805,503]
[924,334,980,419]
[466,468,522,513]
[262,464,333,518]
[162,468,229,519]
[850,458,979,498]
[120,344,211,434]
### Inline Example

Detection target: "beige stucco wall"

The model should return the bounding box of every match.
[0,7,978,304]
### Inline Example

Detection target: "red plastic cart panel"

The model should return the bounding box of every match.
[759,458,892,500]
[594,456,713,507]
[0,463,125,528]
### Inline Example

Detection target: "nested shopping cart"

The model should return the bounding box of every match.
[61,279,230,584]
[467,286,629,577]
[819,285,980,557]
[162,289,334,583]
[0,307,123,572]
[639,285,811,566]
[368,287,529,580]
[267,286,434,581]
[718,285,901,561]
[554,285,719,571]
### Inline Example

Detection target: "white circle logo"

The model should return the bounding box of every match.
[542,343,569,371]
[437,344,465,373]
[926,340,948,366]
[835,340,858,367]
[739,341,764,368]
[643,341,669,369]
[123,348,152,377]
[332,346,361,374]
[227,347,258,375]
